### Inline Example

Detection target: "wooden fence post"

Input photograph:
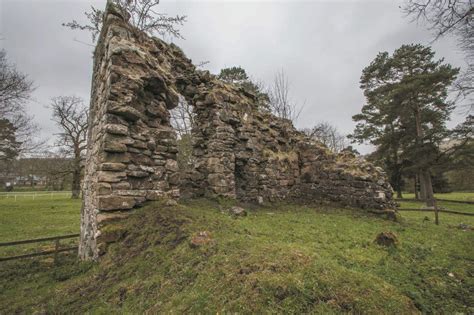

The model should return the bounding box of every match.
[434,198,439,225]
[0,234,80,262]
[54,239,60,264]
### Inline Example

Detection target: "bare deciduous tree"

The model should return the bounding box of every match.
[302,121,347,153]
[268,70,304,123]
[63,0,187,43]
[0,50,34,117]
[0,49,41,157]
[170,96,196,171]
[404,0,474,112]
[51,96,88,199]
[170,96,195,137]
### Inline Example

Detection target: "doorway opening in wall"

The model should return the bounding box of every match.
[170,95,195,177]
[234,158,247,199]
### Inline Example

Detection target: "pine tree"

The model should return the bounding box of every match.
[351,44,459,206]
[218,66,270,111]
[218,66,249,84]
[0,118,21,162]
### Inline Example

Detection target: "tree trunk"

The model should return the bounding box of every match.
[423,169,435,207]
[420,170,434,207]
[419,170,426,200]
[433,198,439,225]
[71,162,81,199]
[414,105,427,202]
[414,175,420,200]
[396,189,402,199]
[395,168,403,198]
[394,174,402,198]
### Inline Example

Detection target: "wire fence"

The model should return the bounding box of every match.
[0,234,79,262]
[397,207,474,216]
[395,198,474,205]
[0,191,73,200]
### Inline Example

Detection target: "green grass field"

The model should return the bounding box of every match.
[0,194,80,256]
[0,194,473,313]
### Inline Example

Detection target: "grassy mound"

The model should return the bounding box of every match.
[1,199,473,314]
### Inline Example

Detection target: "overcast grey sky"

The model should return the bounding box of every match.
[0,0,468,153]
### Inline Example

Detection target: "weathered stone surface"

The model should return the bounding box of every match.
[97,182,112,195]
[97,171,126,183]
[104,143,127,153]
[112,181,131,190]
[105,124,128,135]
[108,105,142,122]
[165,159,179,172]
[97,212,130,225]
[96,227,126,244]
[102,152,130,163]
[146,101,167,117]
[127,170,149,178]
[207,158,225,173]
[97,196,136,211]
[208,174,228,187]
[145,190,164,200]
[101,162,127,171]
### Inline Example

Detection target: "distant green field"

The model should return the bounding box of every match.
[0,194,81,257]
[0,192,472,257]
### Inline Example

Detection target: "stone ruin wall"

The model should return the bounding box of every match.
[79,3,395,260]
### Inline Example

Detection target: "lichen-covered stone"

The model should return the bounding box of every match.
[105,124,128,136]
[97,196,136,211]
[101,162,127,172]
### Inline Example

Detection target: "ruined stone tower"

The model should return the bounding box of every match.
[79,3,395,261]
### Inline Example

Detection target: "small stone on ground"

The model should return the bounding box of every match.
[226,206,247,217]
[165,199,178,206]
[375,231,398,247]
[190,231,212,248]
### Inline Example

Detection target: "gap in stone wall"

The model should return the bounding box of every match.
[234,158,247,199]
[170,95,195,172]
